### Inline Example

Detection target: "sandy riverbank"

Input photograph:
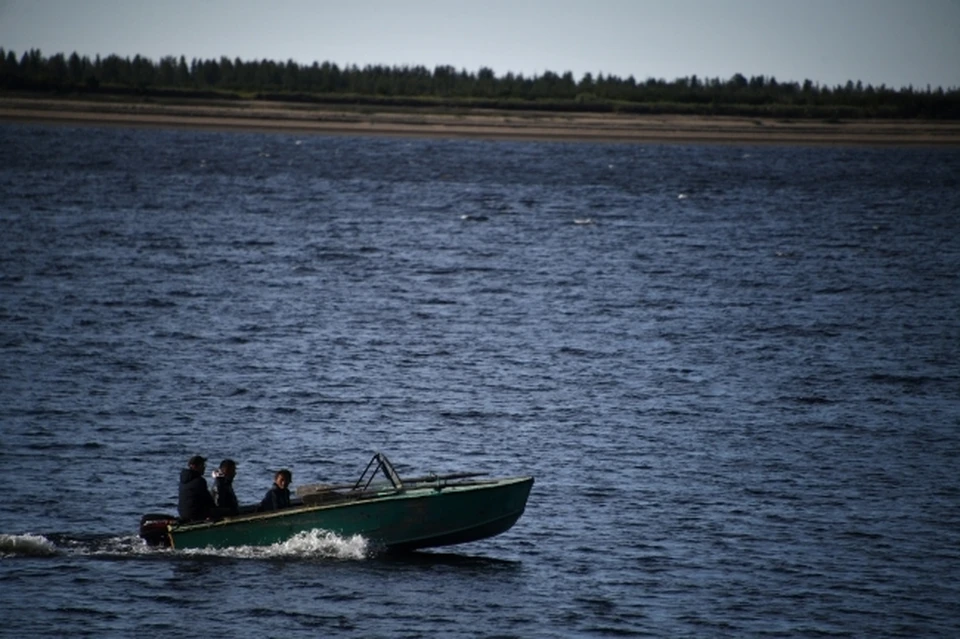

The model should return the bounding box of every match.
[2,96,959,146]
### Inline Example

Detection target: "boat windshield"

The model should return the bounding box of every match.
[354,452,404,492]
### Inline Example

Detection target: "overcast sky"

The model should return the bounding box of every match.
[2,0,958,89]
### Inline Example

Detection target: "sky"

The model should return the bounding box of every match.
[1,0,959,90]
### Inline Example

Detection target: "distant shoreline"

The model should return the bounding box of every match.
[3,96,960,146]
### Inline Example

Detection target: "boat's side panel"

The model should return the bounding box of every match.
[385,509,526,552]
[169,477,533,550]
[377,477,534,551]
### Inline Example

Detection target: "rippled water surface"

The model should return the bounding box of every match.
[1,123,959,638]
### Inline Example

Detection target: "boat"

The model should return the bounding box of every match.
[139,453,533,552]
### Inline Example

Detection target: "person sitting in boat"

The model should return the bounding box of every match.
[258,469,292,511]
[178,455,217,522]
[211,458,240,517]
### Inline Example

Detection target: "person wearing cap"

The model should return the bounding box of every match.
[178,455,217,522]
[212,459,240,517]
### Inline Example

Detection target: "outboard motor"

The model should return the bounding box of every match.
[139,513,177,547]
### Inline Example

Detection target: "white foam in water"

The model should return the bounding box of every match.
[101,534,170,556]
[180,529,370,561]
[0,530,368,560]
[274,529,369,559]
[0,533,59,557]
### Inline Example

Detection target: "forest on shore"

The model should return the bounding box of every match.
[2,48,959,120]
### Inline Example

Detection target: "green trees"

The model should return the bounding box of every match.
[1,48,957,119]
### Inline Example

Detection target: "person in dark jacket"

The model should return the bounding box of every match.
[212,459,240,517]
[259,469,292,511]
[178,455,216,522]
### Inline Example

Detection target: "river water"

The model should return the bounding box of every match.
[1,123,959,638]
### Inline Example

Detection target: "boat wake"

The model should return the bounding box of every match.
[0,533,59,557]
[1,529,369,561]
[277,528,370,559]
[2,531,183,557]
[179,529,370,560]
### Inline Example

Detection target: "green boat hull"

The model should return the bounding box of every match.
[168,476,533,551]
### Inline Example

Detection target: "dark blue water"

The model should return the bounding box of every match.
[1,123,959,638]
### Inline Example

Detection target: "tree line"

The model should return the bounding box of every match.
[2,48,959,119]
